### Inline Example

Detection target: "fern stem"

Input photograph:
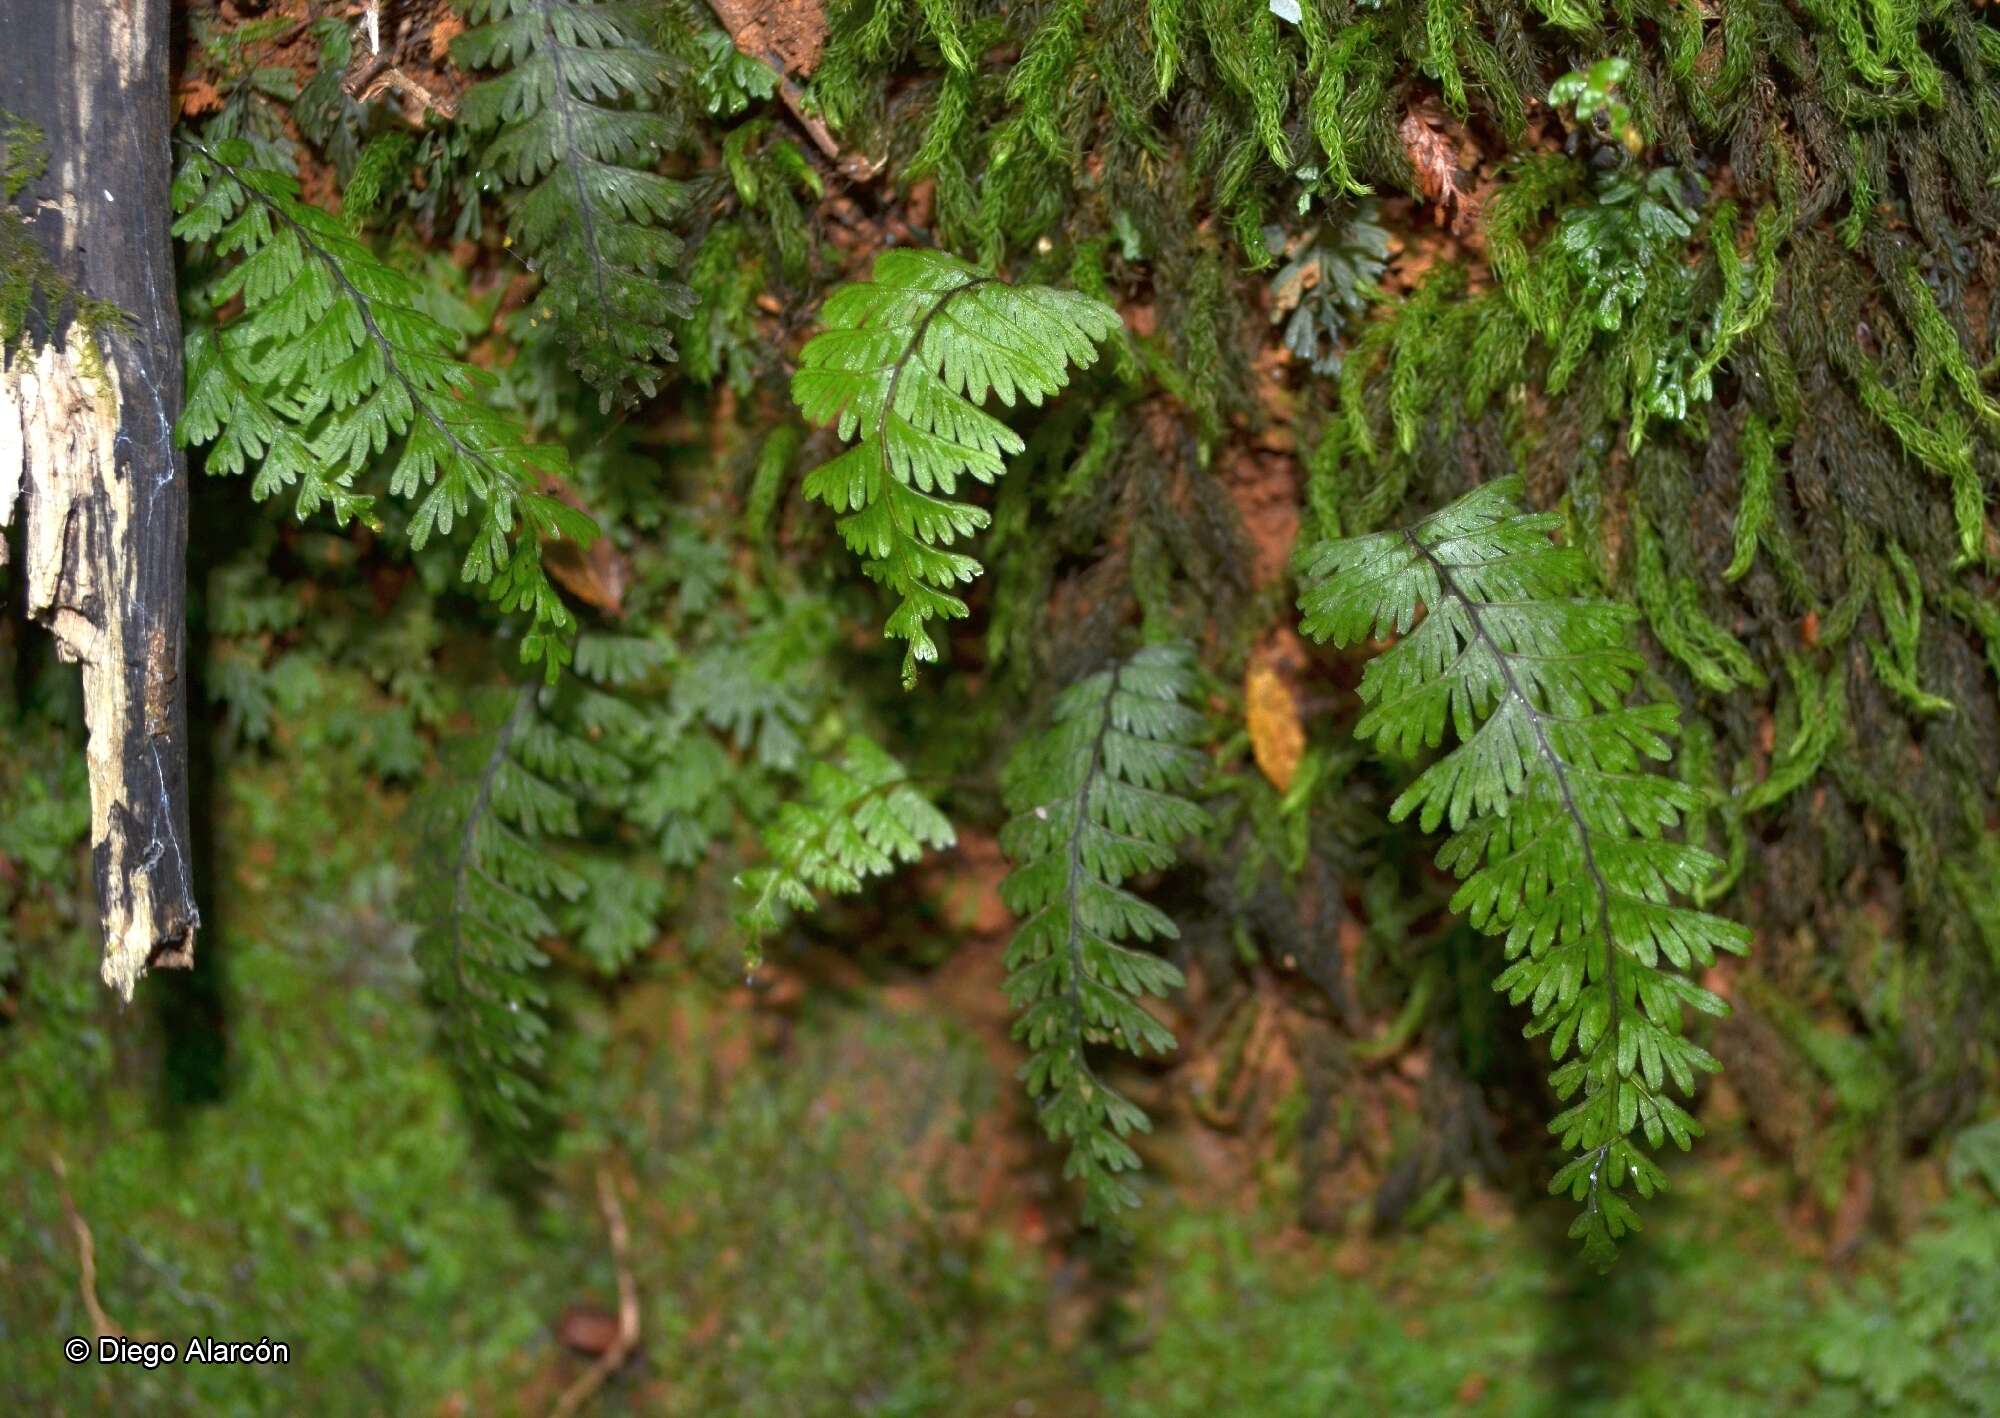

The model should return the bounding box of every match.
[1056,658,1127,1092]
[1405,529,1624,1216]
[443,684,536,1045]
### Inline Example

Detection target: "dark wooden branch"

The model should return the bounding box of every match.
[1,0,199,998]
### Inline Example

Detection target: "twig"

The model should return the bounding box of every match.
[548,1168,642,1418]
[49,1152,124,1340]
[700,0,881,179]
[341,8,459,123]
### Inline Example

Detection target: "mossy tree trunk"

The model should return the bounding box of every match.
[0,0,197,998]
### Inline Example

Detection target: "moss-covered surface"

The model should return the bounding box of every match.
[3,652,1996,1414]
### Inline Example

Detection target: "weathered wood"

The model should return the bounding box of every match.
[1,0,198,998]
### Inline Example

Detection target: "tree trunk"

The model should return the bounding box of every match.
[1,0,198,999]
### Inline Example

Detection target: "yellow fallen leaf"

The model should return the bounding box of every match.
[1246,660,1304,792]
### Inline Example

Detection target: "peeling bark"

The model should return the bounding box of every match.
[2,0,198,998]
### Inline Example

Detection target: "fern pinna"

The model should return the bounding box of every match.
[737,736,954,956]
[454,0,696,408]
[1297,479,1750,1264]
[792,249,1121,686]
[1000,644,1208,1222]
[171,137,591,678]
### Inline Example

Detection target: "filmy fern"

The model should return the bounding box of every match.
[999,644,1209,1222]
[172,137,592,677]
[1297,478,1751,1264]
[455,0,697,408]
[792,248,1122,686]
[412,685,610,1137]
[737,735,954,957]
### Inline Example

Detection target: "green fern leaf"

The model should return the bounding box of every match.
[999,644,1209,1223]
[410,685,622,1139]
[1297,477,1751,1266]
[172,136,589,679]
[737,735,955,955]
[792,248,1122,686]
[454,0,697,409]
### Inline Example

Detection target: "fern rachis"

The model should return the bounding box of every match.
[1298,478,1751,1263]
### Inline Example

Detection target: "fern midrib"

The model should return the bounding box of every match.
[1408,530,1627,1208]
[531,0,616,329]
[871,276,997,451]
[195,139,524,510]
[1056,666,1124,1095]
[446,685,536,1037]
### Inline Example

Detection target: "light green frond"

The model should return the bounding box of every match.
[1299,476,1750,1266]
[172,137,586,680]
[792,248,1121,686]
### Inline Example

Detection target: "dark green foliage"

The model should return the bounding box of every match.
[129,0,2000,1283]
[1266,199,1389,375]
[454,0,698,408]
[1000,644,1209,1221]
[172,137,591,678]
[1298,480,1752,1263]
[792,248,1121,685]
[410,684,597,1136]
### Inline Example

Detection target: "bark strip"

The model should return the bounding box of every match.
[1,0,198,998]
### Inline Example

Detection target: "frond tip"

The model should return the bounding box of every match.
[455,0,697,409]
[792,248,1122,687]
[1297,477,1751,1266]
[1000,644,1209,1223]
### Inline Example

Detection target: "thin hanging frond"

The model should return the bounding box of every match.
[1000,643,1209,1222]
[455,0,698,408]
[1297,477,1751,1265]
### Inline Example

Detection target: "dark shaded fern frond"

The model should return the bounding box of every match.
[792,248,1121,686]
[999,644,1208,1223]
[411,684,625,1139]
[1296,477,1751,1265]
[456,0,697,408]
[172,137,593,678]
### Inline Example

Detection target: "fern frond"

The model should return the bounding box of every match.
[1297,478,1751,1266]
[410,685,623,1138]
[1266,201,1391,375]
[172,137,593,678]
[737,735,955,955]
[455,0,697,408]
[999,644,1209,1222]
[792,248,1121,686]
